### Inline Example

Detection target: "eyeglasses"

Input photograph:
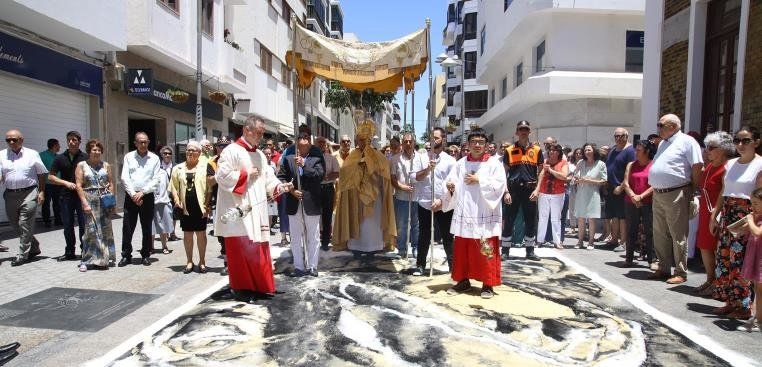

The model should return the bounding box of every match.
[162,152,173,156]
[5,138,19,143]
[614,134,627,139]
[517,127,530,132]
[733,138,754,145]
[470,140,487,146]
[341,140,351,144]
[656,122,670,129]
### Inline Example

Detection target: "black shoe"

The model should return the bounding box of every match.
[118,258,131,267]
[501,247,510,261]
[0,349,19,365]
[320,244,330,251]
[183,263,194,274]
[54,221,63,226]
[57,254,77,262]
[44,222,52,228]
[221,267,228,276]
[169,234,179,241]
[0,342,19,354]
[309,269,318,277]
[141,258,151,266]
[10,257,25,267]
[108,260,116,267]
[292,268,308,277]
[28,249,41,259]
[525,252,540,261]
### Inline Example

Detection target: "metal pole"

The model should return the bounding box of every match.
[289,15,309,271]
[460,64,465,141]
[404,80,413,264]
[195,0,203,141]
[291,15,299,138]
[425,18,436,277]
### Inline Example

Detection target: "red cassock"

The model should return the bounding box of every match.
[225,236,275,294]
[451,236,502,287]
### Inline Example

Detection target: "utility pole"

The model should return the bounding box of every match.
[195,0,203,141]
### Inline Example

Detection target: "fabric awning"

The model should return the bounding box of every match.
[287,24,428,93]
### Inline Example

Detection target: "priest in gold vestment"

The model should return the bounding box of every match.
[332,120,396,256]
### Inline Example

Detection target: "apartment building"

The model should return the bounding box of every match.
[477,0,645,148]
[441,0,489,143]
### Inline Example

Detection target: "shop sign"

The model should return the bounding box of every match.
[0,30,102,98]
[127,69,153,96]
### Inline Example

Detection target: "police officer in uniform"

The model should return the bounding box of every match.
[502,120,542,261]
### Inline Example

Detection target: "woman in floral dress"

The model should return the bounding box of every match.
[709,126,762,319]
[75,140,116,271]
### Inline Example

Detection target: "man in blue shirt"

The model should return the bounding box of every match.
[605,127,635,251]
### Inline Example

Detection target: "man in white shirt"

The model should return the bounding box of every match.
[391,133,419,259]
[316,137,339,251]
[119,132,161,267]
[411,127,457,275]
[1,130,48,266]
[648,114,703,284]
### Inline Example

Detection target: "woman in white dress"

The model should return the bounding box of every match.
[573,143,607,250]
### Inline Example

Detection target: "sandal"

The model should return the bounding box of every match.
[162,248,170,255]
[727,308,752,320]
[694,280,712,293]
[712,304,736,315]
[198,264,208,274]
[576,240,585,249]
[183,263,194,274]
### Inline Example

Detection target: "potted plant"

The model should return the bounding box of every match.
[208,90,227,103]
[166,88,189,103]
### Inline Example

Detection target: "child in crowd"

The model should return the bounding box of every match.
[738,187,762,332]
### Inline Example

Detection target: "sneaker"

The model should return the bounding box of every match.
[613,245,625,252]
[586,244,594,250]
[480,287,495,299]
[736,319,761,332]
[446,280,472,295]
[79,264,87,272]
[412,267,423,276]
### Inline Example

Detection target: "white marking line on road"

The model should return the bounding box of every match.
[546,249,756,367]
[84,277,229,367]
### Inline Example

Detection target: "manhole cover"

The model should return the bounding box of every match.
[0,287,157,332]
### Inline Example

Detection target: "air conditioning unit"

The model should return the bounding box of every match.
[105,63,125,91]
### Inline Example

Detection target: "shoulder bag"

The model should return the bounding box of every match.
[86,162,116,209]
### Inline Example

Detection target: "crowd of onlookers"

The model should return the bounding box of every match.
[2,111,761,332]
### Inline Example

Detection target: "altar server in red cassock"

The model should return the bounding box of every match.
[214,116,292,298]
[441,128,507,299]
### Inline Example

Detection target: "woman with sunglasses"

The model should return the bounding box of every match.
[533,144,568,249]
[153,146,175,255]
[694,132,733,295]
[709,126,762,320]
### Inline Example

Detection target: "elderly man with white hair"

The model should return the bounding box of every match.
[648,114,703,284]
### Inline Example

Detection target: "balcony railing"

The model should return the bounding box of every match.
[464,108,487,118]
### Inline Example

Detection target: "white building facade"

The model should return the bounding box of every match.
[0,0,126,221]
[230,0,306,139]
[442,0,489,143]
[477,0,645,148]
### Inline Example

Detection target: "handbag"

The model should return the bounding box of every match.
[86,162,116,209]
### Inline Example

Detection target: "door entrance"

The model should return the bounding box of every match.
[128,119,157,153]
[701,0,741,135]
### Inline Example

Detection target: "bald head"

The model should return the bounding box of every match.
[658,114,682,139]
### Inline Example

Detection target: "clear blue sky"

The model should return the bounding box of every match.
[341,0,445,140]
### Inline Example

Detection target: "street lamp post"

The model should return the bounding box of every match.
[440,55,464,143]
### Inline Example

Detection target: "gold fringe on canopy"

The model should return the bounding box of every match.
[286,24,427,93]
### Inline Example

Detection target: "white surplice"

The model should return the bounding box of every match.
[441,156,507,239]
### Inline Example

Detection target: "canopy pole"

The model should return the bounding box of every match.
[290,15,299,138]
[424,18,437,277]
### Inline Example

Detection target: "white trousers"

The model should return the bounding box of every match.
[537,193,565,245]
[288,203,321,271]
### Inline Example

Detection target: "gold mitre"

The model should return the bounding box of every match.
[356,119,376,140]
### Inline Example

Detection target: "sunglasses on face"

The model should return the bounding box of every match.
[656,122,670,129]
[614,134,626,138]
[734,138,754,145]
[162,152,172,156]
[5,138,19,143]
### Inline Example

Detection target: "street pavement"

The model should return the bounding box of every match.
[0,219,759,366]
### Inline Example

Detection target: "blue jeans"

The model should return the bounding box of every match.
[394,197,419,254]
[60,193,85,256]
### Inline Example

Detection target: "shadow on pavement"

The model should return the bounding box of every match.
[687,302,720,315]
[622,270,653,280]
